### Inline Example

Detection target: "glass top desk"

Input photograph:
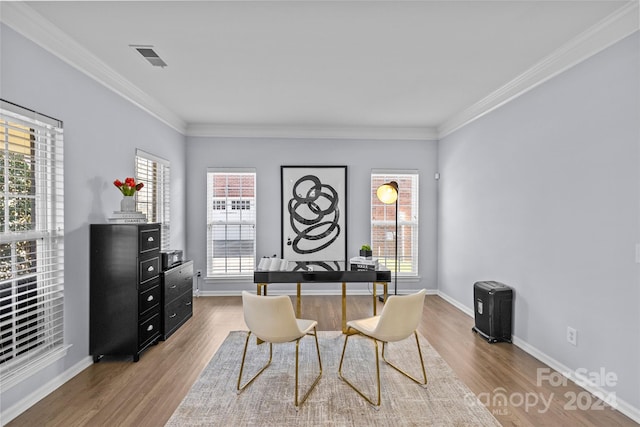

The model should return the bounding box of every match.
[253,261,392,333]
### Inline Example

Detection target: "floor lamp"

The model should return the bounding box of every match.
[376,181,398,301]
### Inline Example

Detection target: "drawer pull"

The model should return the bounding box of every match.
[170,285,177,289]
[186,301,192,306]
[169,313,177,319]
[147,295,154,302]
[147,266,154,272]
[147,236,154,242]
[147,324,154,332]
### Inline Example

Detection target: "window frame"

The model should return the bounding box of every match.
[370,170,419,278]
[135,149,170,250]
[0,99,67,390]
[206,168,257,278]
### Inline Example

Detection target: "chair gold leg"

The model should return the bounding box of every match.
[237,331,273,393]
[338,329,382,407]
[381,331,428,386]
[294,326,323,409]
[238,328,322,409]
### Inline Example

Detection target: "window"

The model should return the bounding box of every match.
[371,171,419,276]
[207,169,256,277]
[231,200,251,211]
[0,100,65,389]
[135,150,170,250]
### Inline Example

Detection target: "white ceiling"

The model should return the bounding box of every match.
[2,1,638,139]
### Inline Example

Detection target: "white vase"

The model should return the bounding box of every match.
[120,195,136,212]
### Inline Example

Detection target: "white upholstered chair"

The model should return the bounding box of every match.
[237,291,322,409]
[338,288,427,407]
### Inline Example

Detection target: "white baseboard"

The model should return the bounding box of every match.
[197,287,439,297]
[612,398,640,425]
[436,289,474,317]
[1,356,94,425]
[436,290,640,424]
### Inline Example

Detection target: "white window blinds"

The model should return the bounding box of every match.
[206,169,256,277]
[371,171,419,276]
[135,150,170,250]
[0,100,66,389]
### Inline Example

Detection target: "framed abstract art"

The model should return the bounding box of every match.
[281,165,347,264]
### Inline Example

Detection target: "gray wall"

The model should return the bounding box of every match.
[185,137,439,295]
[438,33,640,410]
[0,24,187,414]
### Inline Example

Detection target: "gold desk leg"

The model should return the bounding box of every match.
[372,283,378,316]
[255,284,266,345]
[342,282,347,334]
[296,282,301,318]
[372,282,388,314]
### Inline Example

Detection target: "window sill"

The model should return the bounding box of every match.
[397,276,422,283]
[1,344,71,391]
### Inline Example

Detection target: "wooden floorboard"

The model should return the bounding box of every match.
[6,295,637,426]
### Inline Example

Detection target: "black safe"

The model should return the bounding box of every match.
[472,281,513,343]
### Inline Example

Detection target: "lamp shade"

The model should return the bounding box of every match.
[376,181,398,204]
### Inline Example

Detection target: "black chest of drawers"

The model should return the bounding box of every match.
[90,223,162,362]
[160,260,194,340]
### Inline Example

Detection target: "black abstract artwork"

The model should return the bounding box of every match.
[281,166,347,262]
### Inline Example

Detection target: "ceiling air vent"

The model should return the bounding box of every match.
[130,45,167,68]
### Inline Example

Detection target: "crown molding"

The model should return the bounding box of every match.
[3,2,637,141]
[0,2,187,134]
[438,1,640,139]
[186,123,438,141]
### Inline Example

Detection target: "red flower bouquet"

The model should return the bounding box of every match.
[114,177,144,196]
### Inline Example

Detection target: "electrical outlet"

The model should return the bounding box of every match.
[196,270,202,278]
[567,326,577,346]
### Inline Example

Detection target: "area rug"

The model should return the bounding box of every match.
[166,331,500,426]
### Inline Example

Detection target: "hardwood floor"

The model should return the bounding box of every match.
[7,295,637,426]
